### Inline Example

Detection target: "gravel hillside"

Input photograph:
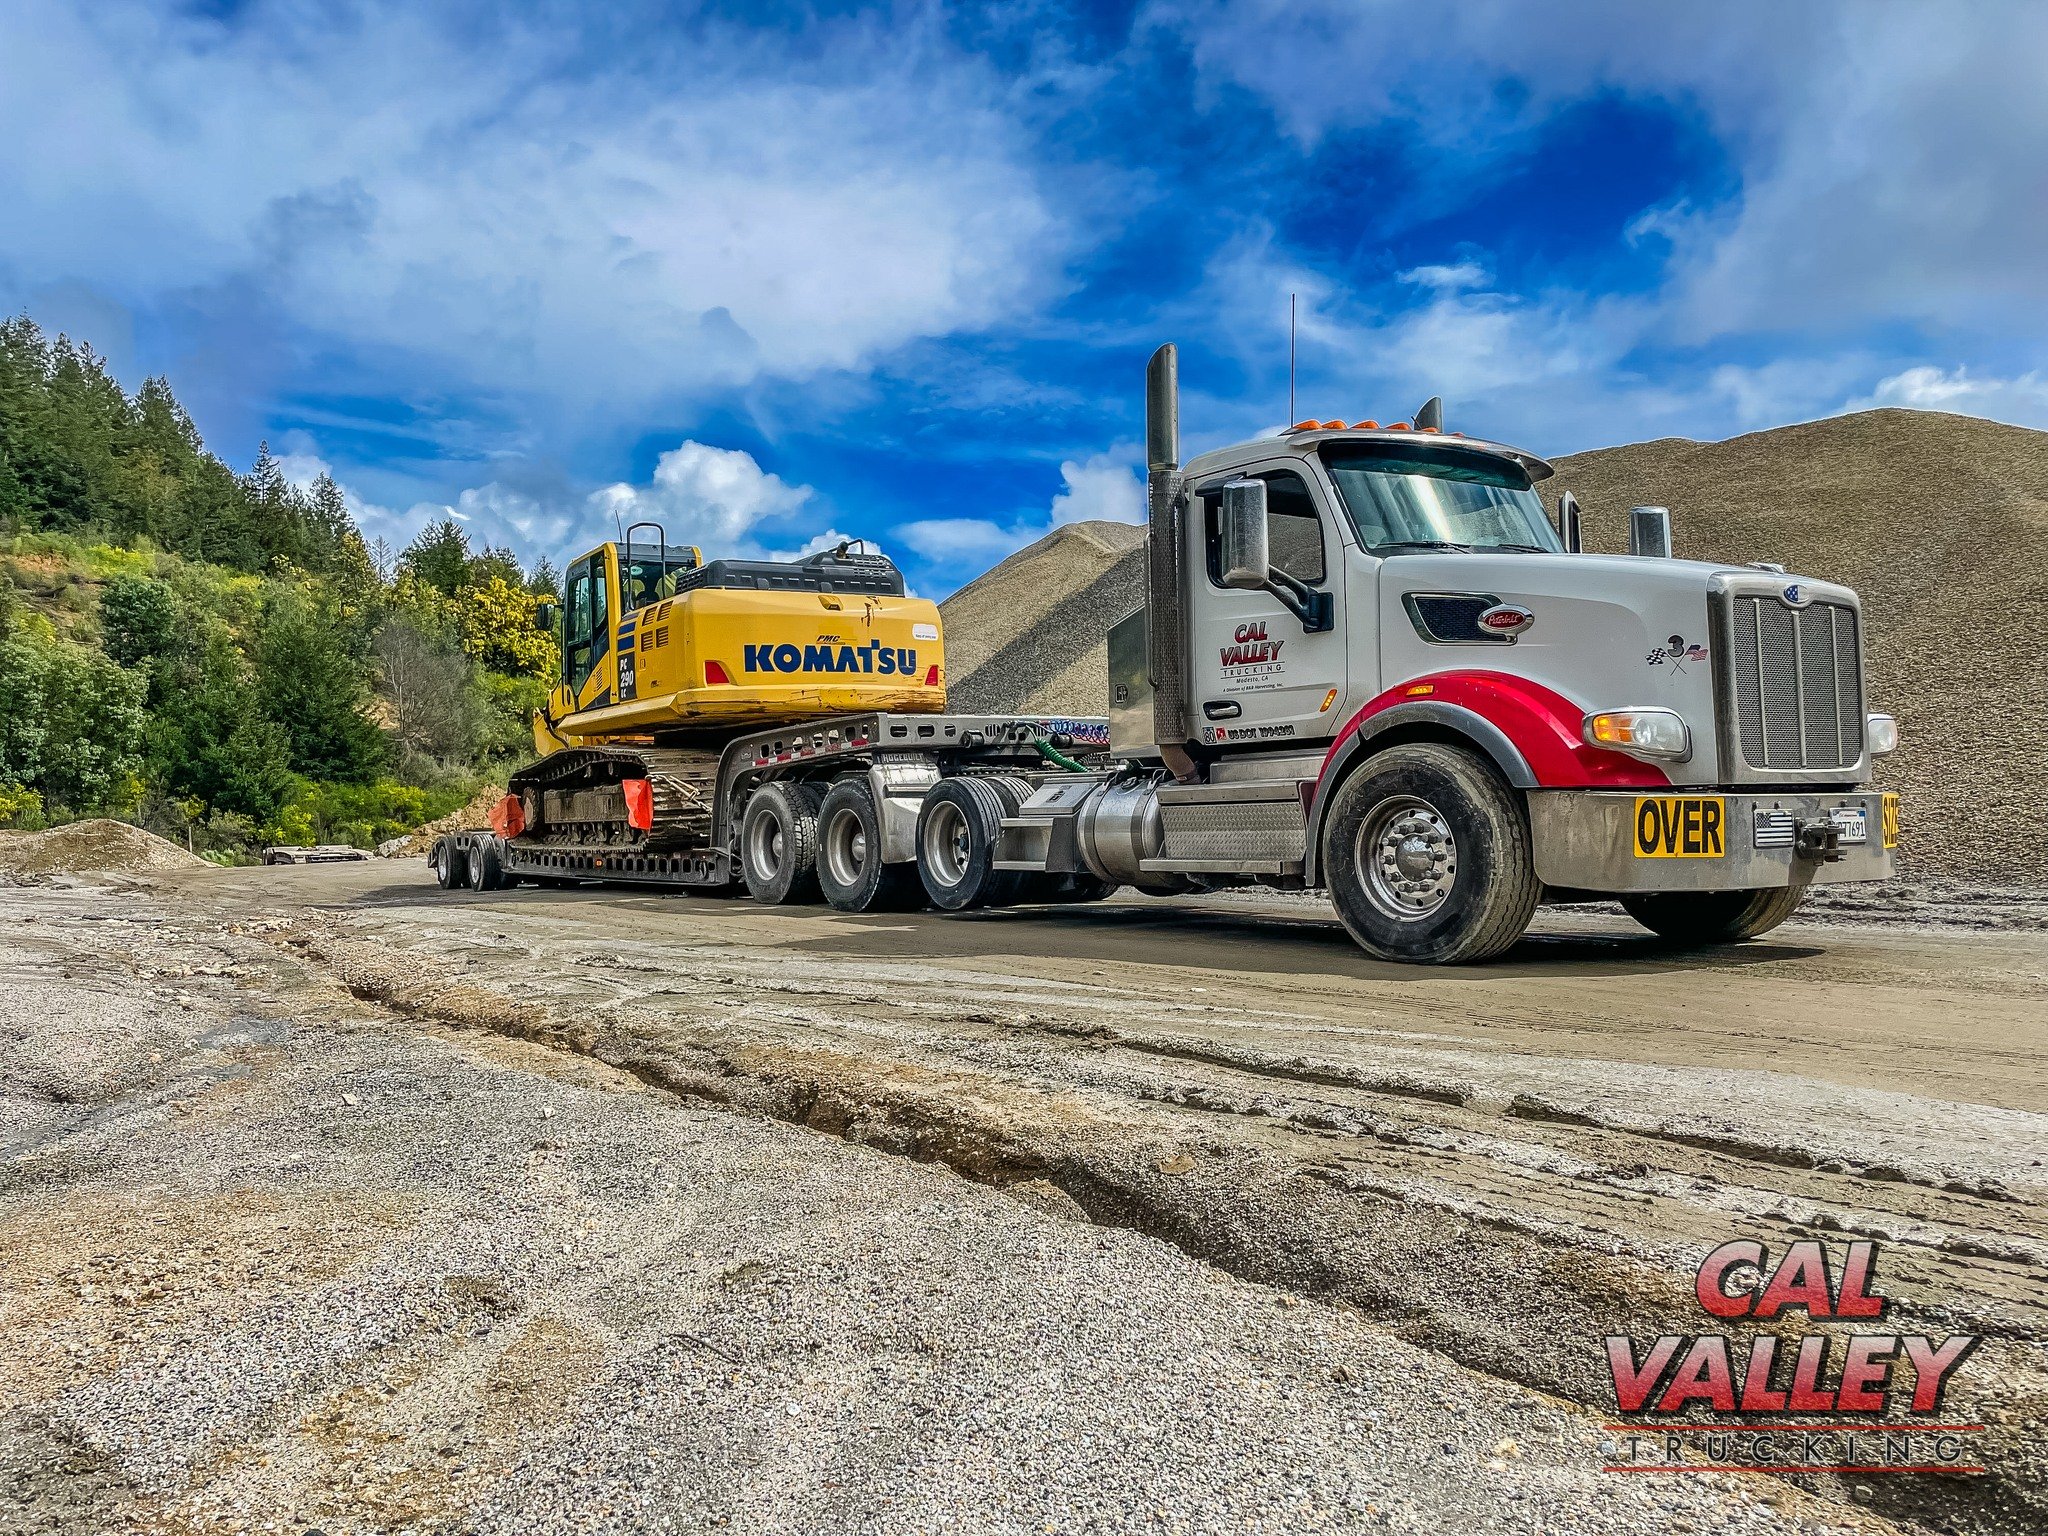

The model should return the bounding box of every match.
[940,410,2048,882]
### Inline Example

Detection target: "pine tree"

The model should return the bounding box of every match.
[254,586,387,783]
[402,517,473,597]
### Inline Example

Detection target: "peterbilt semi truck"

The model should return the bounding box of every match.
[432,343,1898,964]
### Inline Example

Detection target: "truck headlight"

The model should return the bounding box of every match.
[1866,712,1898,757]
[1583,708,1691,762]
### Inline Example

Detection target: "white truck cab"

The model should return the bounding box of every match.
[998,344,1899,963]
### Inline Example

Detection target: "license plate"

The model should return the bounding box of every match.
[1830,807,1869,845]
[1632,796,1727,858]
[1881,792,1900,849]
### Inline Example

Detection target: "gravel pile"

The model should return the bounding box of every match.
[382,784,504,858]
[941,521,1145,716]
[938,409,2048,881]
[0,818,206,881]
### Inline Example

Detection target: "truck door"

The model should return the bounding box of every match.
[1184,465,1348,748]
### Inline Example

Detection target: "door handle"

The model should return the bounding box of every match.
[1202,701,1241,720]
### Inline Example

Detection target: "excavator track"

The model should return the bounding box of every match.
[507,745,722,853]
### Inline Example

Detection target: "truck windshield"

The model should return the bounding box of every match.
[1322,444,1561,554]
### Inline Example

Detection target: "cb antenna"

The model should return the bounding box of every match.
[1288,292,1297,424]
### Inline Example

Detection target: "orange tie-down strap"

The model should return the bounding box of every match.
[621,778,654,832]
[489,794,526,839]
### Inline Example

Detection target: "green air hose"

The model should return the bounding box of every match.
[1033,738,1088,773]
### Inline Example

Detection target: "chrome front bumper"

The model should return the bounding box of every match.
[1529,788,1896,894]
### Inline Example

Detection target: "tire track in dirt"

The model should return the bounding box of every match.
[284,921,2048,1536]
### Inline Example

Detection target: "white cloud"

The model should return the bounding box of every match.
[901,443,1146,582]
[897,517,1043,569]
[1398,262,1490,293]
[273,433,835,572]
[1840,367,2048,430]
[1155,1,2048,346]
[590,442,811,551]
[0,1,1065,415]
[1048,447,1143,527]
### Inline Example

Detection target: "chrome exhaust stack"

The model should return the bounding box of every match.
[1144,343,1188,756]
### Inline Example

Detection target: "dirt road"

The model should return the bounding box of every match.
[5,861,2045,1535]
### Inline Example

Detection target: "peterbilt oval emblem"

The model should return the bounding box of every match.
[1477,603,1534,636]
[1781,583,1810,608]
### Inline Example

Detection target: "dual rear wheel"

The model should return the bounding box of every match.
[739,773,1117,915]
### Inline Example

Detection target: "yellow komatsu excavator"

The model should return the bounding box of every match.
[499,521,947,857]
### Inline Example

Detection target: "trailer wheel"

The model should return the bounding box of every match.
[1621,886,1805,944]
[1322,742,1539,965]
[816,778,923,913]
[433,838,467,890]
[466,838,505,892]
[916,776,1026,911]
[741,781,825,905]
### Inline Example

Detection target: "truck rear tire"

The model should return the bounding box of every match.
[1322,743,1539,965]
[917,776,1026,911]
[816,778,923,913]
[742,781,825,905]
[1621,886,1805,944]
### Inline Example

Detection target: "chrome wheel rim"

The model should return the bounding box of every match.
[1357,795,1457,921]
[922,801,969,888]
[747,813,784,880]
[823,806,867,889]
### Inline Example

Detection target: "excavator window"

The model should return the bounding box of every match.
[563,556,609,692]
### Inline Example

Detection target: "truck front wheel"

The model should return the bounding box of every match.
[1322,743,1539,965]
[741,782,825,905]
[1621,886,1805,944]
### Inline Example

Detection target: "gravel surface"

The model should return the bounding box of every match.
[0,872,1924,1536]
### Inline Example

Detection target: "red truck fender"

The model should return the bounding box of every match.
[1300,670,1670,884]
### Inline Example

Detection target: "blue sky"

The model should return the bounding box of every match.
[5,0,2045,594]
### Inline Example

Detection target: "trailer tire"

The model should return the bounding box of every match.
[466,838,505,892]
[816,778,923,913]
[917,776,1026,911]
[741,781,826,905]
[1322,742,1539,965]
[433,838,467,890]
[1621,885,1805,944]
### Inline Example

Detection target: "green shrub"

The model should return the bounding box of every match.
[268,778,474,849]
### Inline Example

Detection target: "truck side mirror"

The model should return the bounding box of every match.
[1628,506,1674,560]
[1556,491,1582,553]
[1218,478,1271,590]
[1215,477,1333,634]
[535,600,559,633]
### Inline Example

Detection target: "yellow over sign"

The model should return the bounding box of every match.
[1632,796,1726,858]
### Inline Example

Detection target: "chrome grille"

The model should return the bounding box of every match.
[1726,594,1863,773]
